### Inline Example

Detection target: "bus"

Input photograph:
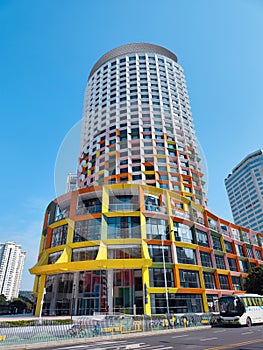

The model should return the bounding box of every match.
[218,294,263,326]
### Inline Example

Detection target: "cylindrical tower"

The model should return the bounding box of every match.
[30,43,263,319]
[78,43,206,206]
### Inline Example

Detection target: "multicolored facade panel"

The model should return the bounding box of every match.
[30,184,263,316]
[30,43,263,316]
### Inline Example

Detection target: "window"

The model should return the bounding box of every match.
[133,174,142,180]
[203,272,215,289]
[48,251,62,264]
[179,270,200,288]
[174,223,193,243]
[232,276,242,291]
[200,251,212,267]
[215,255,226,270]
[196,229,209,247]
[255,250,262,260]
[212,235,222,251]
[146,217,169,239]
[149,268,174,287]
[108,245,141,259]
[107,216,140,238]
[224,240,233,253]
[51,225,67,247]
[235,244,245,257]
[144,195,162,213]
[246,246,254,259]
[145,174,155,180]
[73,219,101,242]
[228,257,237,271]
[218,275,230,289]
[72,247,99,261]
[239,259,249,273]
[109,195,138,211]
[148,245,172,263]
[132,166,141,172]
[176,247,196,265]
[76,197,102,215]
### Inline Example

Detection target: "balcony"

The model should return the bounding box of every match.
[54,211,69,222]
[76,205,102,215]
[108,203,139,212]
[145,204,167,214]
[172,209,189,219]
[196,217,205,225]
[208,222,218,232]
[220,225,230,237]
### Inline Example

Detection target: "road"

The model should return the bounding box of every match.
[43,325,263,350]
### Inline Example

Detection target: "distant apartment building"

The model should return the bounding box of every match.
[66,173,77,193]
[0,242,26,300]
[225,150,263,232]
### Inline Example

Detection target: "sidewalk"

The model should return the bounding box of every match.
[2,325,208,350]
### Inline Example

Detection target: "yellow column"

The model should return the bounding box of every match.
[140,213,147,239]
[38,234,46,254]
[101,186,109,240]
[35,274,46,316]
[142,267,151,315]
[202,292,209,312]
[33,275,39,294]
[66,219,74,244]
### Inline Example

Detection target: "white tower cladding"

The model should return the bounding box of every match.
[78,43,207,206]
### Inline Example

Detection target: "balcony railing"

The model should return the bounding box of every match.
[54,212,69,222]
[209,223,218,232]
[108,203,139,212]
[76,205,102,215]
[172,209,189,219]
[145,204,167,214]
[220,226,230,237]
[196,217,205,225]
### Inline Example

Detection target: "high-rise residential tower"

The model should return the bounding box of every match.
[225,150,263,232]
[31,44,263,317]
[78,43,207,205]
[0,242,26,300]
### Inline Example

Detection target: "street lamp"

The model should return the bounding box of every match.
[71,283,76,318]
[39,287,46,324]
[161,230,170,317]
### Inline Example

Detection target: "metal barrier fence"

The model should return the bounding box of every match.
[0,313,217,347]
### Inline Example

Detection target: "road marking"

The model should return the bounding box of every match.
[213,330,226,333]
[145,346,172,349]
[241,331,253,335]
[204,337,263,350]
[172,334,189,338]
[200,337,218,342]
[56,346,88,349]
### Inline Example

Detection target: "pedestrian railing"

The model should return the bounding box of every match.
[0,312,218,346]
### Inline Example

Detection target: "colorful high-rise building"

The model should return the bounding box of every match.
[0,242,26,300]
[30,44,263,317]
[225,150,263,232]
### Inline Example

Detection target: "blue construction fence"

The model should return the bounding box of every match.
[0,312,218,347]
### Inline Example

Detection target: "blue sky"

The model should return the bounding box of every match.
[0,0,263,290]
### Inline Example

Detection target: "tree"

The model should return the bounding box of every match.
[10,298,27,314]
[0,294,7,305]
[244,266,263,295]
